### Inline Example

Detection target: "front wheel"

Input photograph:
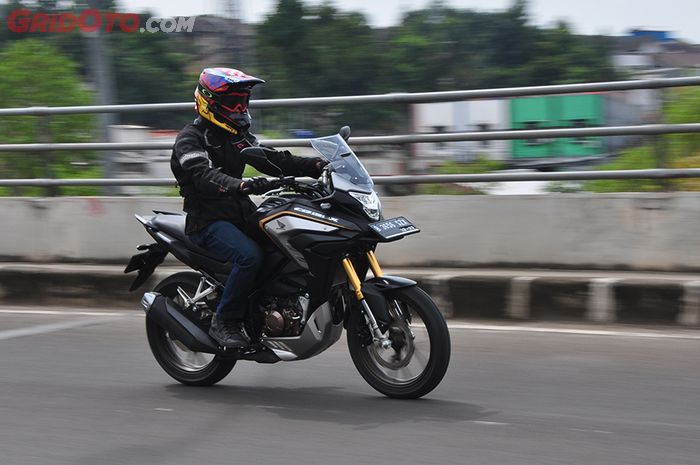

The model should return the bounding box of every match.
[347,285,450,399]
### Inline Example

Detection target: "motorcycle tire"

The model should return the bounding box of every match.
[146,272,235,386]
[347,285,450,399]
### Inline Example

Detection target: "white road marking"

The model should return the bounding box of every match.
[447,322,700,340]
[472,421,510,426]
[0,317,121,341]
[154,408,174,412]
[568,428,614,434]
[2,308,700,341]
[0,309,129,317]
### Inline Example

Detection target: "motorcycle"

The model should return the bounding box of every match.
[125,126,450,399]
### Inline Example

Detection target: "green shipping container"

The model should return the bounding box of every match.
[510,95,604,159]
[558,94,604,157]
[510,96,558,159]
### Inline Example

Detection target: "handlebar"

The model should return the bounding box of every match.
[268,176,296,190]
[259,176,323,198]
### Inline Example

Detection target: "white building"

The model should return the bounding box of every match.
[412,99,510,165]
[109,125,177,194]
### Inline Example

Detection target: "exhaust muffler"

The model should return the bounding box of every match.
[141,292,220,354]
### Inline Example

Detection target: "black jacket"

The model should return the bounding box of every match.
[171,118,321,234]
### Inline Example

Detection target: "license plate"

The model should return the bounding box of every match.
[369,216,419,240]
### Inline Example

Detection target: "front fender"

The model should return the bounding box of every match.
[365,275,417,291]
[354,275,417,329]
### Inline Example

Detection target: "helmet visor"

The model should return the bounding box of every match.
[219,90,251,115]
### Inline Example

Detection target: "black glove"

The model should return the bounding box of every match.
[312,158,329,177]
[239,177,273,195]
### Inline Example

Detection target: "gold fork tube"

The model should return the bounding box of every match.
[342,258,364,300]
[366,250,383,278]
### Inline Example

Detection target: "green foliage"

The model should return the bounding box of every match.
[417,157,507,195]
[255,0,393,133]
[52,162,102,196]
[0,39,97,196]
[584,87,700,193]
[586,146,663,193]
[666,87,700,158]
[110,24,196,128]
[436,158,507,174]
[416,183,484,195]
[255,0,617,133]
[0,0,626,196]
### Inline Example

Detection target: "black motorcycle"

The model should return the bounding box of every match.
[126,126,450,399]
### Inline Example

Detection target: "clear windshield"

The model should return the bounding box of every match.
[310,134,374,192]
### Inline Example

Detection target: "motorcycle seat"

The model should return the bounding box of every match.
[150,214,227,263]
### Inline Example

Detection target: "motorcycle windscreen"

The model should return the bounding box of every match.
[310,134,373,192]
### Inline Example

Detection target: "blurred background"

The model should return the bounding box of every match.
[1,0,699,197]
[3,6,700,464]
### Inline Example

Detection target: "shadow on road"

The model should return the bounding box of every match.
[165,384,492,430]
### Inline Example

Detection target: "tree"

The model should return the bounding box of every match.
[109,23,196,128]
[0,39,96,195]
[255,0,391,133]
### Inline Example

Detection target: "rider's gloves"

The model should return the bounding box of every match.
[312,158,329,177]
[239,177,273,195]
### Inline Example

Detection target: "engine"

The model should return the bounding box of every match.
[259,294,309,337]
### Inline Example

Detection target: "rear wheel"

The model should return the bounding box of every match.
[347,285,450,399]
[146,272,235,386]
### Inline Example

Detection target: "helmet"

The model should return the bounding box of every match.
[194,68,265,134]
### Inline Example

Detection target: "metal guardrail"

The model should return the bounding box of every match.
[1,76,700,189]
[3,169,700,187]
[1,124,699,152]
[1,76,700,116]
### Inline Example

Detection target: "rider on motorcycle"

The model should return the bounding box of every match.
[170,67,326,349]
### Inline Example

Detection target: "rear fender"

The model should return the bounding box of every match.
[124,243,168,291]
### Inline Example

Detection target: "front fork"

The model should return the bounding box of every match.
[342,251,392,349]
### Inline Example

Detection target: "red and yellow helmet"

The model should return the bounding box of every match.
[194,68,265,134]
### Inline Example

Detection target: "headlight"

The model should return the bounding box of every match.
[349,191,381,221]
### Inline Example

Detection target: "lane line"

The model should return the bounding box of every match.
[0,309,130,317]
[447,322,700,340]
[0,317,122,341]
[568,428,614,434]
[514,409,700,431]
[2,308,700,340]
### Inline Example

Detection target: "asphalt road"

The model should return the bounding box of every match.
[2,307,700,465]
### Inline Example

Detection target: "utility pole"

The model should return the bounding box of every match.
[86,0,118,194]
[220,0,244,67]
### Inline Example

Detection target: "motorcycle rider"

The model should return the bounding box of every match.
[171,67,326,349]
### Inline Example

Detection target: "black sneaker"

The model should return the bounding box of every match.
[209,316,249,349]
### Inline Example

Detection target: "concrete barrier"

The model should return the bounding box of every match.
[3,193,700,270]
[1,264,699,326]
[2,193,700,325]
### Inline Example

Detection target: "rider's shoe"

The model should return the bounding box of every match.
[209,315,249,349]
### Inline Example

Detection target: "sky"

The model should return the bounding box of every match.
[106,0,700,43]
[0,0,697,43]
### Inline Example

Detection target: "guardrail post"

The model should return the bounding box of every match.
[655,87,671,191]
[37,115,57,197]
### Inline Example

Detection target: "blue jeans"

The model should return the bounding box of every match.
[189,220,263,321]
